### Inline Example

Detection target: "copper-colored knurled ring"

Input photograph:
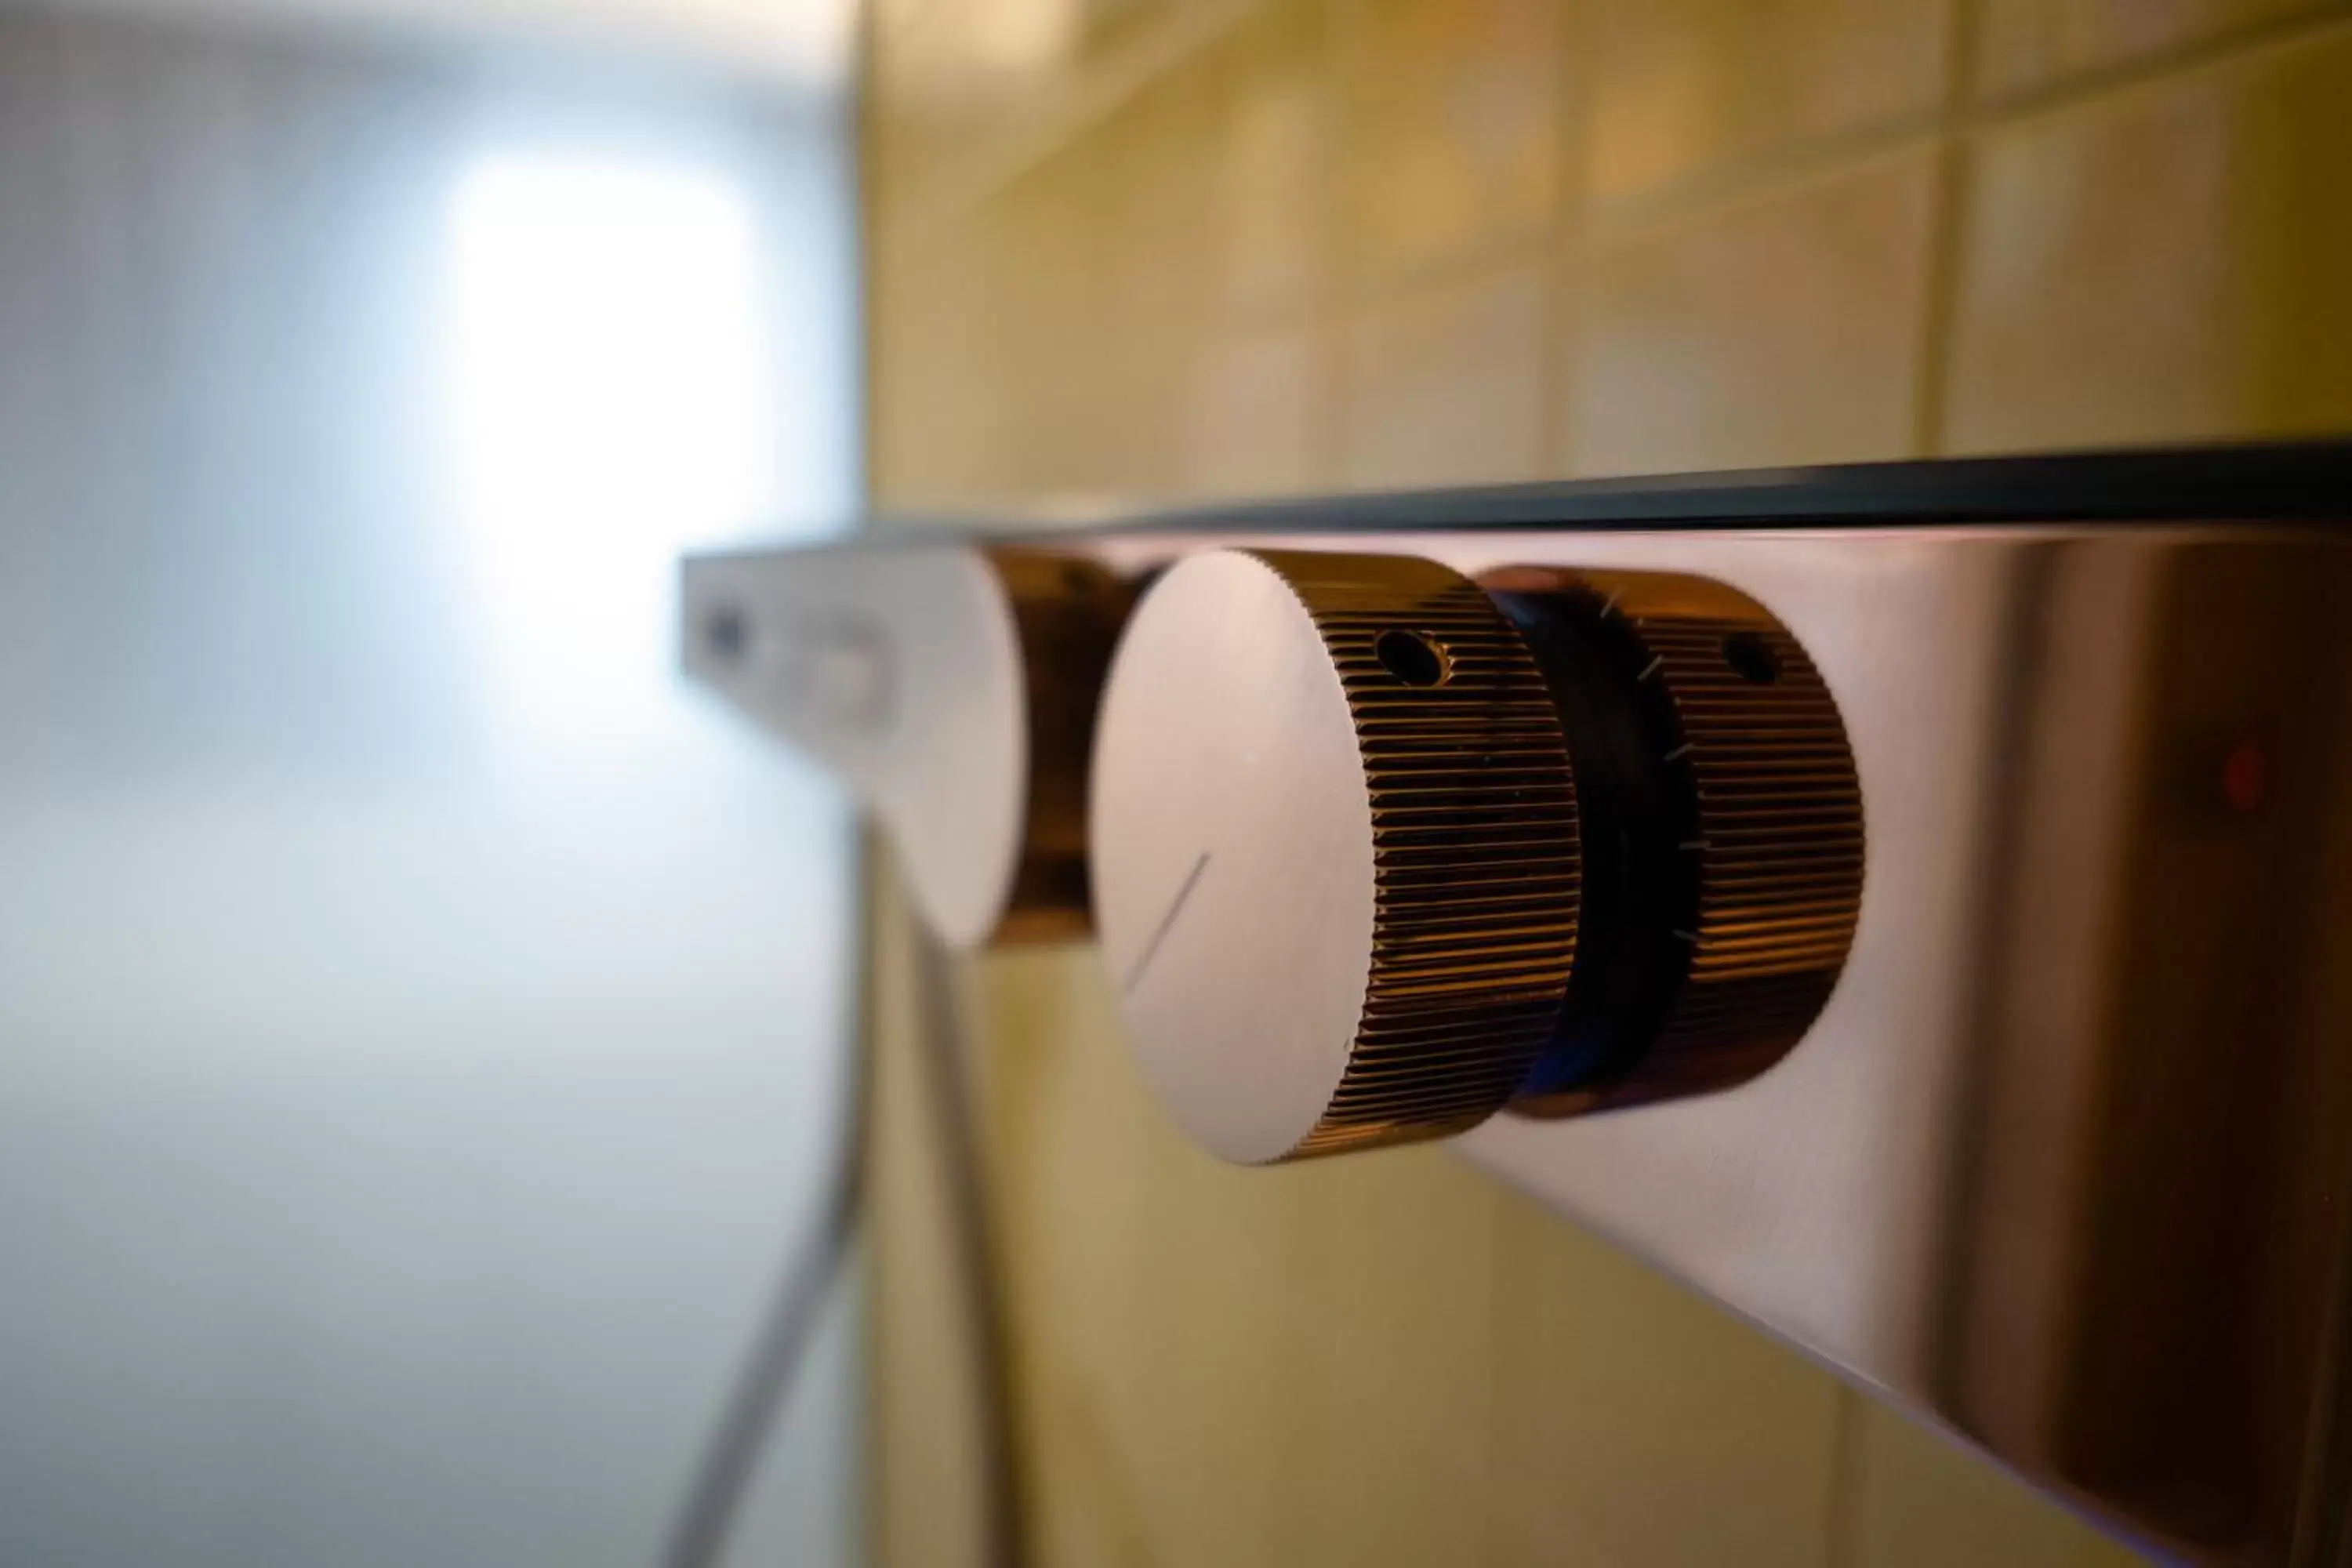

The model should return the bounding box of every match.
[1247,550,1581,1160]
[1602,575,1864,1105]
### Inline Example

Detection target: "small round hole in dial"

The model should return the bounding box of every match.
[1721,630,1782,686]
[1376,629,1450,687]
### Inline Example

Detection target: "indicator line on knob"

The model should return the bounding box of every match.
[1123,851,1212,996]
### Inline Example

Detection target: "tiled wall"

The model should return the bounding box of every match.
[869,0,2352,510]
[862,2,2352,1563]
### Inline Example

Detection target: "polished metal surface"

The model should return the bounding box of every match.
[1091,549,1580,1162]
[1482,565,1864,1118]
[1368,524,2349,1566]
[684,543,1023,947]
[1091,548,1869,1162]
[1423,526,2027,1403]
[1082,525,2006,1420]
[681,543,1134,947]
[687,514,2352,1566]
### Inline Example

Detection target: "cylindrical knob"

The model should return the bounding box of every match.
[683,543,1136,949]
[1481,565,1864,1117]
[1091,547,1864,1164]
[1089,549,1582,1162]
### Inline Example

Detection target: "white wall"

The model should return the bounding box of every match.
[0,12,860,1566]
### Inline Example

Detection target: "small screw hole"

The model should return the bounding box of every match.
[1376,629,1450,687]
[1722,630,1781,685]
[703,604,750,667]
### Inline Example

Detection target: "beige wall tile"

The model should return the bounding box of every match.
[1974,0,2327,103]
[869,0,1257,241]
[869,12,2352,1568]
[975,94,1212,504]
[1181,323,1334,497]
[1345,260,1550,488]
[866,872,993,1568]
[1942,29,2352,453]
[971,944,1858,1568]
[1562,151,1937,475]
[869,237,1018,510]
[975,945,1516,1568]
[1096,67,1218,366]
[1490,1188,1846,1567]
[1584,0,1948,209]
[1836,1399,2151,1566]
[1047,75,1223,502]
[1280,1151,1513,1566]
[1343,0,1565,281]
[982,162,1127,499]
[1207,0,1340,320]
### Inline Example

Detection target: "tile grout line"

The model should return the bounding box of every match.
[1911,142,1970,461]
[1539,0,1595,481]
[883,0,2352,325]
[1143,0,2352,361]
[879,0,2352,506]
[1969,2,2352,128]
[879,0,1264,256]
[1494,0,2352,280]
[1317,0,1360,490]
[1911,0,1982,460]
[1824,1387,1862,1568]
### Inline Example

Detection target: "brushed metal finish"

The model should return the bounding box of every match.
[679,544,1134,948]
[983,550,1136,942]
[686,520,2352,1564]
[683,544,1025,947]
[1087,549,1377,1163]
[1372,526,2024,1396]
[1607,575,1861,1084]
[1254,524,2350,1565]
[1487,567,1865,1116]
[1092,550,1580,1162]
[1091,524,2038,1412]
[1283,553,1579,1157]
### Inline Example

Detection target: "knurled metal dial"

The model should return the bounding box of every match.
[1483,567,1864,1116]
[1094,547,1865,1167]
[1610,575,1862,1102]
[1089,548,1581,1163]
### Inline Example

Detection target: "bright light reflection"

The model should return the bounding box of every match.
[445,154,778,764]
